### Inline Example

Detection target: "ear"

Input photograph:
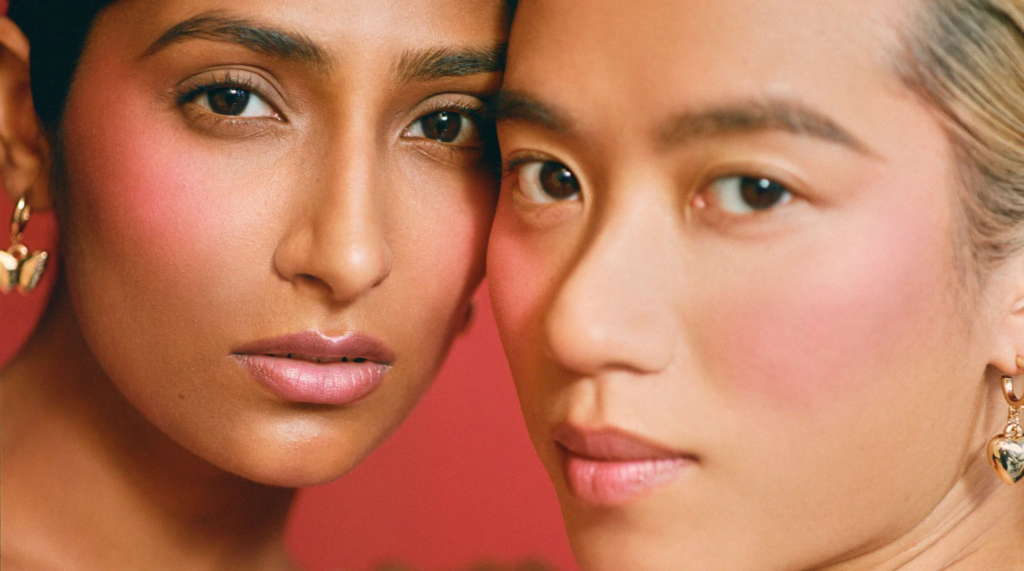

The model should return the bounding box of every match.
[0,17,52,211]
[990,261,1024,375]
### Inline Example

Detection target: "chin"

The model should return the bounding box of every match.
[223,447,369,488]
[571,539,711,571]
[564,506,739,571]
[199,416,385,488]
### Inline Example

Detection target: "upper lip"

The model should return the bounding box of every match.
[552,423,692,462]
[232,331,395,365]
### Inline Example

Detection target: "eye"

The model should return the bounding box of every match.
[406,111,480,146]
[702,176,792,214]
[193,87,276,118]
[514,160,581,204]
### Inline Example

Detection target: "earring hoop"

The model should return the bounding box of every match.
[1008,357,1024,406]
[1,196,49,294]
[988,362,1023,484]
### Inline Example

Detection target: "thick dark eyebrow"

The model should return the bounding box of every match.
[396,44,507,83]
[660,99,873,155]
[140,12,332,72]
[494,90,573,133]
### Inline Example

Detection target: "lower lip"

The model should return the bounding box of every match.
[562,451,691,507]
[237,355,387,406]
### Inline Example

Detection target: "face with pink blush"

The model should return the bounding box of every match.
[48,0,505,486]
[489,0,1023,569]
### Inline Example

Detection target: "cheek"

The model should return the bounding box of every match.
[68,125,215,252]
[486,197,559,366]
[696,191,959,410]
[390,154,497,321]
[61,79,276,313]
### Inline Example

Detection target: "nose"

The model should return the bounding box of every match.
[543,194,677,377]
[274,138,392,303]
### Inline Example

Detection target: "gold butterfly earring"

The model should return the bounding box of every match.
[1,196,49,294]
[988,356,1024,485]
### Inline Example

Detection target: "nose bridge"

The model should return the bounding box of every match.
[275,109,392,302]
[543,184,677,376]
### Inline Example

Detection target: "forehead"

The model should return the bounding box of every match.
[108,0,507,54]
[505,0,918,138]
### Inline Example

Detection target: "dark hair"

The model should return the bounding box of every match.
[8,0,116,133]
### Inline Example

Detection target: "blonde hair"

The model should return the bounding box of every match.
[898,0,1024,275]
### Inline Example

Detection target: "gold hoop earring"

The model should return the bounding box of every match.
[0,196,49,294]
[987,357,1024,485]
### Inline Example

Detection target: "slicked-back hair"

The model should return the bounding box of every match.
[8,0,116,133]
[897,0,1024,278]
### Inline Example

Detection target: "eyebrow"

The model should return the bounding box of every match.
[660,99,872,155]
[141,12,332,72]
[496,91,874,156]
[494,90,573,132]
[396,44,507,83]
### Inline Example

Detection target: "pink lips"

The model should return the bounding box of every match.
[553,424,695,507]
[233,332,395,406]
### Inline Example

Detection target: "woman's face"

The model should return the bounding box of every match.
[57,0,505,486]
[489,0,1015,569]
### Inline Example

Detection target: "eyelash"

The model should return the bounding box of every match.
[419,98,487,125]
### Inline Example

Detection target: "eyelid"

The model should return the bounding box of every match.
[502,150,558,178]
[412,94,488,121]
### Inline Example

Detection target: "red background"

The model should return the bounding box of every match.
[0,1,576,563]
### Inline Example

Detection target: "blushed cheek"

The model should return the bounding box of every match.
[696,208,957,409]
[63,97,239,268]
[487,207,552,366]
[59,63,283,325]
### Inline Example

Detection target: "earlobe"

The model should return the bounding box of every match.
[0,17,51,211]
[991,288,1024,375]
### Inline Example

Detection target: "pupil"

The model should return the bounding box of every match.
[422,111,462,143]
[540,162,579,199]
[208,88,250,116]
[739,177,786,210]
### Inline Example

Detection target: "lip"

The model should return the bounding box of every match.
[552,424,695,507]
[232,331,395,406]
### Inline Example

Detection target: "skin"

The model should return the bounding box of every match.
[488,1,1024,570]
[0,0,505,568]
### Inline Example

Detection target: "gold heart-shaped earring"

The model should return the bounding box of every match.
[0,196,49,294]
[987,357,1024,485]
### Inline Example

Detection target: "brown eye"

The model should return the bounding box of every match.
[740,177,788,210]
[207,88,250,115]
[421,111,462,142]
[707,176,792,214]
[516,160,581,204]
[407,110,480,146]
[193,87,275,118]
[539,162,580,199]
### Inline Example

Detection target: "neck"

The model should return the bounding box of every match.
[827,439,1024,571]
[1,283,299,571]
